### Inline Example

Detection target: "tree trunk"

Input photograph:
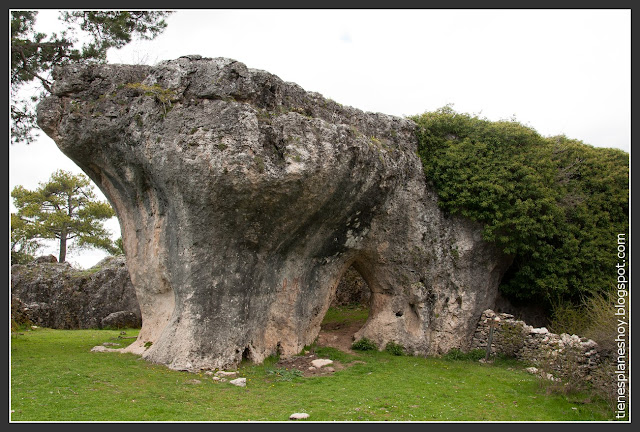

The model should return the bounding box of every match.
[59,230,67,263]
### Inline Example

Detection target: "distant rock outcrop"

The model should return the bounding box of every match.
[11,256,141,329]
[37,56,512,371]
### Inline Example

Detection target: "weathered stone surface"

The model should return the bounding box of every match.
[11,256,141,329]
[102,342,121,347]
[10,296,32,328]
[101,310,140,329]
[91,345,118,353]
[471,310,602,380]
[37,56,512,371]
[229,377,246,387]
[311,359,333,368]
[34,254,58,264]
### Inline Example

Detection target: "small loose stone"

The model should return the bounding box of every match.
[229,377,246,387]
[311,359,333,368]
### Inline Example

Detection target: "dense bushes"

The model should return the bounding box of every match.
[351,337,378,351]
[550,290,620,358]
[411,107,629,313]
[385,341,405,356]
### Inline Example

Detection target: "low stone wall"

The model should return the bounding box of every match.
[471,310,601,380]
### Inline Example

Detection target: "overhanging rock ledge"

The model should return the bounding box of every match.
[37,55,512,371]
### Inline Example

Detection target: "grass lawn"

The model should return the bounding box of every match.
[321,303,369,327]
[10,311,615,422]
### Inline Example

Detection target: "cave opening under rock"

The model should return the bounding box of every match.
[318,264,372,350]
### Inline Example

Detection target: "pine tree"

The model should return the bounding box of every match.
[11,170,117,263]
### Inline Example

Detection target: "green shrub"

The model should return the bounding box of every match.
[550,290,620,359]
[351,337,378,351]
[125,82,177,113]
[589,359,620,410]
[385,341,405,356]
[265,367,303,382]
[548,301,589,336]
[581,291,622,358]
[442,348,465,360]
[467,349,487,361]
[411,107,629,311]
[442,348,486,361]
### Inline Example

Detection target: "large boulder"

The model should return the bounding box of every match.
[11,256,141,329]
[36,56,512,371]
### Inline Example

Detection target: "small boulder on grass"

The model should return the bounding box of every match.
[311,359,333,368]
[102,342,120,347]
[229,377,246,387]
[289,413,309,420]
[90,345,118,352]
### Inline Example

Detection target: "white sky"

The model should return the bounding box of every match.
[9,9,632,268]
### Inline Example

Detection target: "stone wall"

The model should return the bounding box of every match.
[471,310,601,380]
[11,256,141,329]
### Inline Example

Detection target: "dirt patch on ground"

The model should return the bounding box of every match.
[273,319,366,377]
[317,319,364,354]
[274,354,344,378]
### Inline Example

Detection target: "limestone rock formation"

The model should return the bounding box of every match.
[37,55,512,371]
[101,310,140,329]
[11,256,141,329]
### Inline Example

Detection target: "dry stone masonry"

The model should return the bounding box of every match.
[37,56,512,371]
[471,310,601,380]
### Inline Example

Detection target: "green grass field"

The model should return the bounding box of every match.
[321,304,369,327]
[10,309,615,422]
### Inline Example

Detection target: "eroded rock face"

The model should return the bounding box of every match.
[37,56,512,371]
[11,256,141,329]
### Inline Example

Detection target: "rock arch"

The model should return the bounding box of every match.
[37,56,512,371]
[330,262,372,309]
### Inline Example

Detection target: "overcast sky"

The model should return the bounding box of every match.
[9,9,631,268]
